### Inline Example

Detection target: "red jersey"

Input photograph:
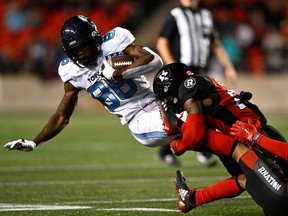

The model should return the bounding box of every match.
[178,75,266,134]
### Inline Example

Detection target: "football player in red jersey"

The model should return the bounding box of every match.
[153,63,288,215]
[153,63,286,175]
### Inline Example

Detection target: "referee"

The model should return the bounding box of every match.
[156,0,237,166]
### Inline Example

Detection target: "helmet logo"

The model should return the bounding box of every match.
[78,15,89,23]
[91,31,97,38]
[78,15,97,30]
[184,78,196,88]
[156,69,170,83]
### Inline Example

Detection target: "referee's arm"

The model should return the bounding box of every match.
[212,39,238,83]
[156,37,176,65]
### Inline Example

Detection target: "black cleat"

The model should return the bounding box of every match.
[175,170,196,213]
[197,152,217,167]
[158,144,180,166]
[159,153,180,166]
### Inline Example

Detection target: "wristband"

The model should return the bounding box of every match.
[252,133,261,144]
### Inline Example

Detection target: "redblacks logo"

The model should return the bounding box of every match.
[184,78,196,89]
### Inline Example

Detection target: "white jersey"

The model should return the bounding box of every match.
[58,27,156,125]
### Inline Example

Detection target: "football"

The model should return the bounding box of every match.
[108,55,134,69]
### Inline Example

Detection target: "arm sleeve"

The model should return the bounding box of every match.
[170,114,206,156]
[257,135,288,161]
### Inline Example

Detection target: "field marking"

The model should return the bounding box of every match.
[0,196,252,212]
[0,204,91,211]
[63,198,176,205]
[0,176,229,187]
[64,196,252,205]
[95,208,179,212]
[0,204,178,213]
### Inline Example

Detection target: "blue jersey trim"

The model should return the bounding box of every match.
[131,131,166,140]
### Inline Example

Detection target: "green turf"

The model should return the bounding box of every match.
[0,111,287,215]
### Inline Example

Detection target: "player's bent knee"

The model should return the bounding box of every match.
[240,149,288,215]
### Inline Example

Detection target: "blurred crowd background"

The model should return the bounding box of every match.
[0,0,288,81]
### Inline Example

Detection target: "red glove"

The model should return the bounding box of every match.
[158,101,182,136]
[170,139,185,156]
[230,118,260,147]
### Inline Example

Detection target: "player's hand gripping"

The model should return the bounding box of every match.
[4,139,37,151]
[100,60,115,81]
[230,119,260,147]
[158,100,183,136]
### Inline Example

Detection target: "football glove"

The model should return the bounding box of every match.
[230,119,261,147]
[158,100,183,136]
[100,60,115,81]
[170,139,184,156]
[4,139,37,151]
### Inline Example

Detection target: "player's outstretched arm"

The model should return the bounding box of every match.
[213,39,237,83]
[230,119,288,161]
[4,82,80,151]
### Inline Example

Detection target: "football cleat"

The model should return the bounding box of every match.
[159,153,180,166]
[197,152,217,167]
[175,170,196,213]
[158,144,180,166]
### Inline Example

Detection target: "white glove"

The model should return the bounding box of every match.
[4,139,37,151]
[100,60,115,80]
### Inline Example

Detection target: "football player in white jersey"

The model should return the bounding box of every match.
[4,15,180,165]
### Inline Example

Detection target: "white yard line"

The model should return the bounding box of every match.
[63,196,252,205]
[0,196,252,212]
[63,198,176,205]
[95,208,180,212]
[0,204,91,211]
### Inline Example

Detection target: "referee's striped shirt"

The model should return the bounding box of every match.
[159,6,216,70]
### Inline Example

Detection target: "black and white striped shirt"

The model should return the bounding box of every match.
[159,6,216,69]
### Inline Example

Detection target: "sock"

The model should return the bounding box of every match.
[239,148,259,170]
[205,130,238,157]
[193,176,243,206]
